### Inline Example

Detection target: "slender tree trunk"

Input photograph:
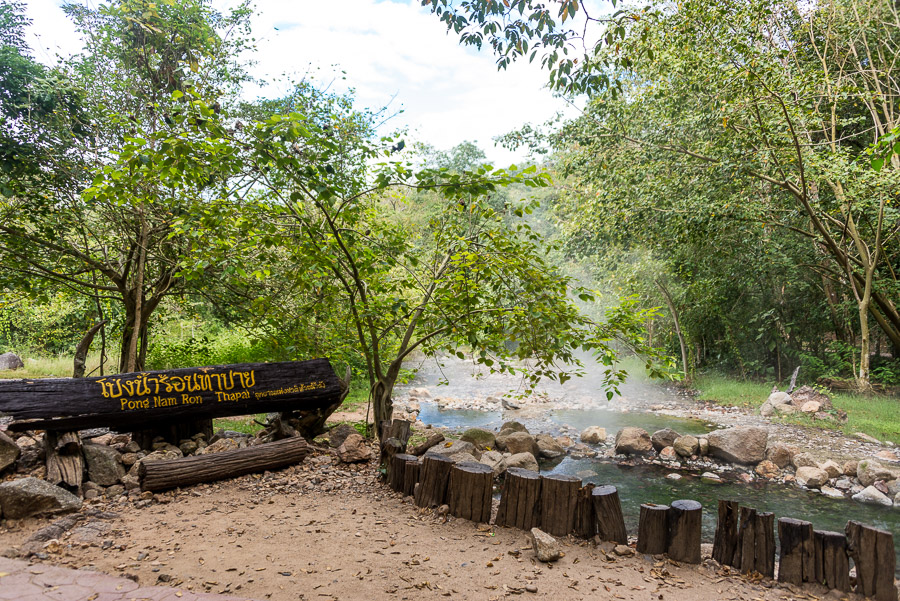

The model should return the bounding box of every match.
[656,281,689,381]
[858,300,873,393]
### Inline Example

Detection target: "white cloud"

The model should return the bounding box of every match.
[23,0,590,164]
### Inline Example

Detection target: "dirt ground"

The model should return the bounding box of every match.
[0,442,865,601]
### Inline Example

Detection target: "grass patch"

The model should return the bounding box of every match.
[696,372,900,445]
[214,413,267,435]
[0,352,117,379]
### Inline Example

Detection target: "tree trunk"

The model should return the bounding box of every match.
[857,301,873,393]
[777,517,815,585]
[712,500,740,567]
[813,530,849,592]
[414,454,454,509]
[656,280,690,381]
[573,483,596,539]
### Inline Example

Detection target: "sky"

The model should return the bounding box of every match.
[21,0,592,165]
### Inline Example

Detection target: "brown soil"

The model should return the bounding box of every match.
[0,444,858,601]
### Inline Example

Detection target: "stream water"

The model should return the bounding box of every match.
[400,357,900,572]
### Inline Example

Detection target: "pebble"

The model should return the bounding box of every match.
[525,584,538,593]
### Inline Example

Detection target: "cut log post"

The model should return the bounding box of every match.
[667,499,702,564]
[447,461,493,523]
[380,438,403,478]
[777,518,815,585]
[573,483,596,539]
[414,454,454,508]
[738,506,758,574]
[402,457,420,497]
[712,500,740,567]
[591,485,627,544]
[845,521,897,601]
[44,430,84,492]
[753,512,775,579]
[495,467,541,531]
[390,453,417,493]
[637,503,670,555]
[139,436,309,491]
[814,530,849,592]
[540,473,580,537]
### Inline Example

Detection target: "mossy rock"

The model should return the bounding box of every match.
[460,428,497,450]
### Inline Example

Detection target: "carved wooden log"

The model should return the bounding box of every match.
[591,485,627,544]
[44,430,84,492]
[777,518,815,585]
[402,457,420,497]
[667,499,702,564]
[845,521,897,601]
[495,467,541,530]
[139,436,309,491]
[712,500,740,567]
[813,530,849,592]
[573,483,596,539]
[3,359,342,433]
[414,454,454,508]
[447,461,493,523]
[390,453,416,492]
[540,473,580,537]
[637,503,669,555]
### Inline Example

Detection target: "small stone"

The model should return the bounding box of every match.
[504,452,539,472]
[0,431,21,473]
[843,460,859,477]
[650,429,680,453]
[800,401,821,413]
[820,486,844,499]
[614,544,635,556]
[765,443,795,469]
[700,472,722,483]
[666,473,682,481]
[106,484,125,497]
[855,432,881,444]
[614,427,653,455]
[673,435,699,458]
[337,433,373,463]
[755,460,779,479]
[525,584,538,593]
[530,528,561,562]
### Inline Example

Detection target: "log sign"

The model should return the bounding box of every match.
[0,359,342,432]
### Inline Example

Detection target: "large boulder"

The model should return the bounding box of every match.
[765,443,795,469]
[83,443,126,486]
[795,466,829,489]
[791,452,818,469]
[478,450,506,476]
[460,428,497,450]
[337,433,373,463]
[707,427,768,465]
[0,477,82,518]
[673,435,699,458]
[502,432,539,458]
[857,459,900,487]
[0,431,21,473]
[0,352,24,370]
[500,421,528,434]
[535,434,564,459]
[651,429,681,453]
[580,427,607,444]
[505,452,539,472]
[614,427,653,455]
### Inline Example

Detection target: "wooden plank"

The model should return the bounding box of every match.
[2,359,342,432]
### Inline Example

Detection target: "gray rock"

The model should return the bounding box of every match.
[666,473,683,481]
[0,431,21,473]
[651,429,681,453]
[448,452,479,464]
[580,427,607,444]
[857,459,900,487]
[791,452,818,469]
[505,452,539,472]
[855,432,881,444]
[530,528,561,562]
[427,439,477,459]
[834,478,853,491]
[796,466,829,489]
[852,485,893,507]
[106,484,125,497]
[500,421,528,434]
[698,437,709,456]
[614,427,653,455]
[765,443,795,469]
[760,392,792,417]
[820,460,842,479]
[0,477,81,518]
[700,472,722,483]
[707,427,768,465]
[820,486,844,499]
[337,433,373,463]
[460,428,497,450]
[673,435,699,458]
[82,443,125,486]
[478,450,506,476]
[535,434,564,458]
[0,352,24,370]
[895,492,900,507]
[790,386,833,411]
[502,432,539,458]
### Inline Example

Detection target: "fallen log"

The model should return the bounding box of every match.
[139,436,310,491]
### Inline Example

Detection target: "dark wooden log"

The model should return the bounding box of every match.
[573,483,597,539]
[814,530,849,592]
[380,420,412,464]
[637,503,669,555]
[845,521,897,601]
[667,499,702,564]
[402,457,420,497]
[447,461,493,523]
[712,500,740,567]
[390,453,416,492]
[753,512,776,579]
[591,485,627,544]
[2,359,342,432]
[44,430,84,492]
[414,454,454,508]
[540,473,580,537]
[410,432,445,456]
[287,365,351,440]
[381,438,403,479]
[139,436,310,491]
[777,517,815,585]
[738,507,758,575]
[495,467,541,531]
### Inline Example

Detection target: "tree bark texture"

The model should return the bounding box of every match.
[495,467,541,531]
[667,499,702,564]
[44,430,84,492]
[573,483,596,539]
[591,485,627,544]
[447,461,492,523]
[813,530,849,592]
[845,521,896,601]
[414,454,454,509]
[389,453,417,493]
[637,503,669,555]
[402,457,420,497]
[712,500,740,567]
[138,436,309,492]
[539,473,580,537]
[777,518,815,585]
